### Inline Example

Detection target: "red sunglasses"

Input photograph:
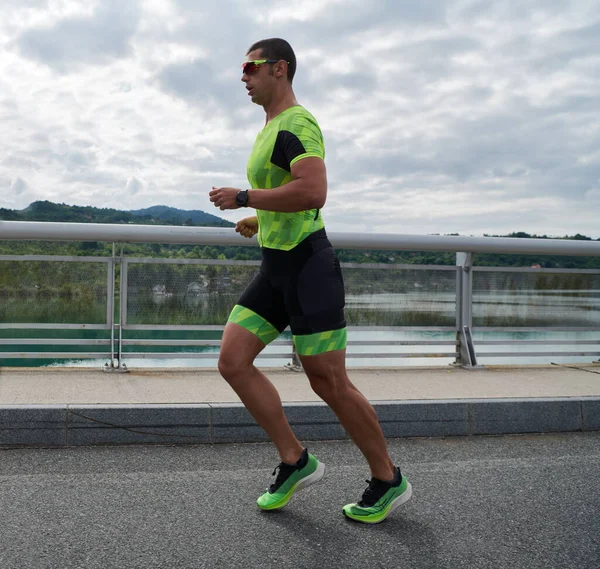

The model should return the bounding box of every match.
[242,59,283,75]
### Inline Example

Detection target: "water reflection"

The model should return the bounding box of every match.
[2,289,599,368]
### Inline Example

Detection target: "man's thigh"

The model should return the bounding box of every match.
[219,320,269,367]
[287,245,347,356]
[227,270,289,346]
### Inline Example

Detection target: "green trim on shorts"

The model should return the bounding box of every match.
[227,305,281,345]
[293,327,347,356]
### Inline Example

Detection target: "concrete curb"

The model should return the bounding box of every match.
[1,397,599,447]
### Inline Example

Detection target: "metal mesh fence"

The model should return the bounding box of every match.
[342,266,457,327]
[125,261,259,326]
[0,260,109,324]
[472,270,600,327]
[124,260,458,328]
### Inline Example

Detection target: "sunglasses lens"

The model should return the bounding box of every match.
[243,62,260,75]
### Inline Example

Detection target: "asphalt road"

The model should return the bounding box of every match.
[1,433,599,569]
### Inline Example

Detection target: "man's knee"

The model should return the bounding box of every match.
[308,371,349,401]
[218,349,250,382]
[218,323,264,381]
[217,353,233,380]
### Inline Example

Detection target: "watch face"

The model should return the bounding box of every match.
[236,191,248,206]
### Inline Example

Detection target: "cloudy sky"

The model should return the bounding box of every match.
[1,0,599,237]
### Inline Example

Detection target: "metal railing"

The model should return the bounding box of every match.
[1,220,599,369]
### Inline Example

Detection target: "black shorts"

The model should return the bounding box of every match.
[228,229,347,354]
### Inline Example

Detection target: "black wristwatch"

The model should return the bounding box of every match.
[235,190,249,207]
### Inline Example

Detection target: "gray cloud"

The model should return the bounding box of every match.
[171,0,256,56]
[10,176,28,195]
[306,70,378,96]
[1,0,599,237]
[559,20,600,49]
[0,98,18,114]
[60,170,121,187]
[16,0,140,71]
[157,59,221,102]
[2,155,41,172]
[125,176,145,196]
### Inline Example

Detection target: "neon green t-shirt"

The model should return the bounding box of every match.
[246,105,326,250]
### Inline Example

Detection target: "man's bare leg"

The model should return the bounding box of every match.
[300,349,396,481]
[218,322,303,464]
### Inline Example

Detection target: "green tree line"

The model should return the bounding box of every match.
[2,201,600,268]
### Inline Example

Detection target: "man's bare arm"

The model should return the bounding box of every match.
[248,157,326,212]
[209,157,327,212]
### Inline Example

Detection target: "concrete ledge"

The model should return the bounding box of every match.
[0,397,598,447]
[67,405,212,446]
[375,400,470,438]
[469,398,584,435]
[210,403,270,443]
[0,405,67,446]
[582,399,600,431]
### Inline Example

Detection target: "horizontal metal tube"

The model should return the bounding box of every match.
[477,351,600,357]
[475,340,600,346]
[473,266,600,275]
[1,352,113,359]
[124,257,261,266]
[122,325,226,331]
[347,340,459,346]
[121,340,223,346]
[118,339,459,347]
[346,352,459,358]
[0,255,110,263]
[0,339,110,345]
[0,324,110,330]
[115,352,459,359]
[2,220,600,256]
[120,325,458,332]
[472,327,600,332]
[117,352,291,359]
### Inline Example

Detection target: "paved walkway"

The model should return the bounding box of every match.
[1,364,599,447]
[2,363,600,404]
[2,434,599,569]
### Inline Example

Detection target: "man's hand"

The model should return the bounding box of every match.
[235,216,259,239]
[209,187,243,210]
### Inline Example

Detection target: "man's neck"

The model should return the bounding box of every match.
[264,90,299,123]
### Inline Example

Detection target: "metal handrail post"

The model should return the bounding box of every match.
[103,244,128,372]
[118,246,128,371]
[455,252,478,367]
[459,252,473,329]
[109,249,115,367]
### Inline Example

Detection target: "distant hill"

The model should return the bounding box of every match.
[0,201,234,227]
[130,205,232,227]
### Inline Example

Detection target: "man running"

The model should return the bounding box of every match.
[209,38,411,523]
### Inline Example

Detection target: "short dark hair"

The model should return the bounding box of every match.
[246,38,296,83]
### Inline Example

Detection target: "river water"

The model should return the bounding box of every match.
[2,289,597,369]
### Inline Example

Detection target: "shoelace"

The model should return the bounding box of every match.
[358,478,392,507]
[269,462,298,493]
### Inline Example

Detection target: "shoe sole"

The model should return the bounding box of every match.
[343,482,413,524]
[295,461,325,493]
[258,461,325,511]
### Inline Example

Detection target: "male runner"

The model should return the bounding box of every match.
[209,38,411,523]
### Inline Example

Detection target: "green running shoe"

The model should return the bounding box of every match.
[343,467,412,524]
[257,448,325,511]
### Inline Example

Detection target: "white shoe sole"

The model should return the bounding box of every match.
[295,461,325,493]
[385,481,412,517]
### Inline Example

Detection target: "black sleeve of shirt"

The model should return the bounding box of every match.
[270,130,307,172]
